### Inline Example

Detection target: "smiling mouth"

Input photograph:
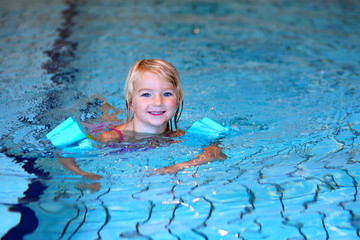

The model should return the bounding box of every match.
[148,111,166,115]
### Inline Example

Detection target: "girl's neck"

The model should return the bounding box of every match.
[125,120,168,135]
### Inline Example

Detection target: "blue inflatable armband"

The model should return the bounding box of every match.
[185,117,228,140]
[46,116,95,152]
[62,138,96,152]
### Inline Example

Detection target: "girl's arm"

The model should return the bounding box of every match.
[151,143,227,175]
[57,124,124,179]
[58,157,102,180]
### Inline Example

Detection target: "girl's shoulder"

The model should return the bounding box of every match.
[113,122,127,131]
[96,123,126,143]
[167,129,185,137]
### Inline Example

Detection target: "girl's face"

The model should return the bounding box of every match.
[129,71,178,134]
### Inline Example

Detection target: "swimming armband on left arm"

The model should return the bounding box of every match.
[185,117,228,139]
[183,117,229,147]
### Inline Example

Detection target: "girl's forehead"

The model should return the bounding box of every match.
[135,71,174,88]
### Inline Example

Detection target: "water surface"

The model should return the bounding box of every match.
[0,0,359,239]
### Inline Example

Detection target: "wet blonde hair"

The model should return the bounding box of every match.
[124,59,184,131]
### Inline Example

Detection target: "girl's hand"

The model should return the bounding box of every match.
[200,144,227,161]
[149,144,227,175]
[59,157,103,180]
[80,171,103,180]
[149,162,187,175]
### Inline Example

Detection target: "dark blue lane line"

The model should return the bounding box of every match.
[0,150,50,179]
[96,188,111,239]
[1,0,80,239]
[165,197,183,240]
[2,204,39,239]
[69,203,88,240]
[119,201,154,240]
[39,0,80,123]
[191,196,214,240]
[135,201,155,240]
[319,212,330,240]
[0,140,50,239]
[59,208,81,240]
[59,188,85,239]
[341,169,360,237]
[42,0,79,86]
[1,179,47,240]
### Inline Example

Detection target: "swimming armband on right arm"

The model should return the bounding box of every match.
[46,116,96,152]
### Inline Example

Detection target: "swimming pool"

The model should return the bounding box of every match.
[1,0,359,239]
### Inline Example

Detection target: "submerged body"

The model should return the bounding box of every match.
[60,125,227,179]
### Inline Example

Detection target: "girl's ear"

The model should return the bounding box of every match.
[129,100,134,112]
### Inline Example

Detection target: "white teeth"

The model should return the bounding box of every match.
[149,111,164,114]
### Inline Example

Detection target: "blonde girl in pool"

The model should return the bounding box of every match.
[99,58,184,140]
[59,59,227,178]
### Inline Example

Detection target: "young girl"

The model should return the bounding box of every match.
[59,59,227,179]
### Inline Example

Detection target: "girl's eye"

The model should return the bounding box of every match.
[141,93,151,97]
[163,92,173,97]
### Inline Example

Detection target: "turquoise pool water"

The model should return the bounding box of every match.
[1,0,360,239]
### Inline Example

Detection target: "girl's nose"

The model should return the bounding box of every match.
[152,94,163,106]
